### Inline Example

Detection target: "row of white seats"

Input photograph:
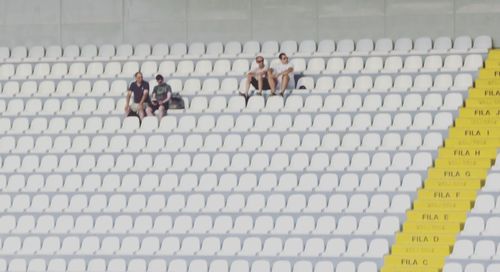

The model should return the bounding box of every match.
[0,235,389,257]
[0,36,491,61]
[0,151,433,173]
[0,113,454,136]
[0,73,474,98]
[0,54,484,80]
[0,172,423,193]
[444,263,500,272]
[0,131,444,154]
[461,216,500,236]
[450,240,500,260]
[0,258,378,272]
[0,214,399,235]
[0,193,411,214]
[0,93,464,118]
[303,55,482,74]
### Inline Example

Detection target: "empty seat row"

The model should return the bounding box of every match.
[297,74,472,92]
[0,35,492,61]
[0,54,483,80]
[0,73,473,98]
[304,55,482,74]
[0,172,423,193]
[444,262,500,272]
[0,258,378,272]
[0,151,433,173]
[0,193,411,214]
[0,113,454,138]
[0,214,400,235]
[0,131,444,155]
[461,216,500,236]
[0,92,464,118]
[0,234,389,257]
[450,239,500,260]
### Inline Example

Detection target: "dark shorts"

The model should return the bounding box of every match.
[149,101,169,112]
[250,77,271,90]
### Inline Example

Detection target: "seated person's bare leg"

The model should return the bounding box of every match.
[267,70,276,95]
[243,73,253,96]
[158,105,166,119]
[138,108,145,121]
[256,74,264,95]
[280,74,290,95]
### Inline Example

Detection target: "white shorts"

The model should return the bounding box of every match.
[129,103,142,112]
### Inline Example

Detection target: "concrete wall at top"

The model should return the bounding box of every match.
[0,0,499,47]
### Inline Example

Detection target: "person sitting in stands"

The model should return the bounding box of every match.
[125,71,149,120]
[147,74,172,118]
[268,53,295,96]
[240,55,270,98]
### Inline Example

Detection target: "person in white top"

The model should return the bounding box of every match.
[268,53,295,96]
[241,55,269,98]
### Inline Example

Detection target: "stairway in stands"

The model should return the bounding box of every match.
[383,49,500,272]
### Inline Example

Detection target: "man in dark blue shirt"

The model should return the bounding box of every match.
[125,71,149,120]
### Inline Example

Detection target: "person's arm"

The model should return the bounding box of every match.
[151,92,157,104]
[150,86,158,104]
[138,89,148,111]
[160,86,173,104]
[124,89,131,112]
[268,67,275,77]
[161,92,172,104]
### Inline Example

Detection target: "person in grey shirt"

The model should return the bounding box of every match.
[146,74,172,118]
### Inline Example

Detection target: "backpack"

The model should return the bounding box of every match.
[168,93,185,109]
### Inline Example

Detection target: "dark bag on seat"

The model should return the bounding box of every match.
[169,93,185,109]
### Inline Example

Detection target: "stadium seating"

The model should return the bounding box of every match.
[0,36,494,272]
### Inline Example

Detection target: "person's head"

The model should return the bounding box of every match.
[255,56,265,68]
[279,53,288,64]
[155,74,164,84]
[134,71,143,83]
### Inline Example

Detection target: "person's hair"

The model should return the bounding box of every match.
[155,74,164,81]
[134,71,143,77]
[256,56,264,61]
[279,53,287,60]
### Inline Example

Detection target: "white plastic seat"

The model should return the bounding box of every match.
[473,36,493,52]
[463,54,484,71]
[170,42,187,56]
[414,37,432,52]
[325,58,344,74]
[374,38,393,53]
[316,39,335,55]
[336,39,355,54]
[432,36,452,53]
[187,42,205,57]
[450,240,474,259]
[223,41,242,56]
[344,57,364,73]
[363,57,383,73]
